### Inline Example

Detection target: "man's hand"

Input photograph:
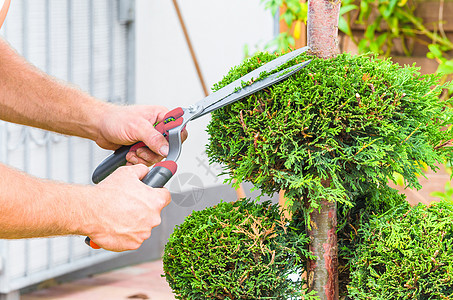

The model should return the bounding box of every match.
[82,164,171,252]
[0,163,170,251]
[0,38,188,167]
[96,105,188,166]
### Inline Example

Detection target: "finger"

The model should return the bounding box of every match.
[125,163,150,180]
[152,106,169,122]
[139,124,169,157]
[126,151,160,166]
[136,105,168,125]
[152,188,172,208]
[128,156,153,166]
[181,128,188,143]
[136,147,164,164]
[126,152,140,165]
[141,105,168,117]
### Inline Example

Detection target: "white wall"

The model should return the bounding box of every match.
[135,0,274,192]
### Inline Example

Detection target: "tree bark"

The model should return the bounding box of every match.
[306,198,338,299]
[306,1,340,297]
[307,0,340,59]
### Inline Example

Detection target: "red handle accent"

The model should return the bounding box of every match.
[90,240,101,249]
[166,107,184,119]
[154,160,178,175]
[85,237,101,249]
[130,142,146,152]
[155,107,184,137]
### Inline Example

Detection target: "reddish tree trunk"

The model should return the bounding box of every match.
[306,0,340,298]
[306,198,338,299]
[307,0,340,59]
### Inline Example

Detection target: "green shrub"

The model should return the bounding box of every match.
[286,183,409,295]
[348,201,453,299]
[198,50,453,297]
[336,185,409,295]
[162,199,315,300]
[206,52,453,214]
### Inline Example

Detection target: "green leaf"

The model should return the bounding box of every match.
[388,16,399,35]
[428,44,443,59]
[427,52,435,59]
[281,10,295,28]
[365,19,380,40]
[163,200,311,299]
[445,183,453,198]
[369,41,380,54]
[357,39,370,53]
[339,16,352,37]
[437,60,453,75]
[340,4,359,15]
[393,172,405,186]
[207,52,453,266]
[260,0,282,16]
[383,0,398,19]
[298,2,308,21]
[286,0,301,13]
[369,267,380,278]
[342,0,355,5]
[376,33,388,47]
[431,191,448,201]
[350,201,453,298]
[358,0,370,24]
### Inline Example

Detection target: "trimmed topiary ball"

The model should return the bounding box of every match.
[206,52,453,211]
[162,200,313,300]
[348,201,453,298]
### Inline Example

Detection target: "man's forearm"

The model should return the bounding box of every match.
[0,163,88,238]
[0,162,172,251]
[0,38,110,140]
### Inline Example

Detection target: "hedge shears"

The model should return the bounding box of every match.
[86,46,311,249]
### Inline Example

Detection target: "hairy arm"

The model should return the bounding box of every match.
[0,37,174,162]
[0,163,87,238]
[0,163,170,251]
[0,38,105,141]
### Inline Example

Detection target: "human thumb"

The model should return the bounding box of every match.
[138,122,169,157]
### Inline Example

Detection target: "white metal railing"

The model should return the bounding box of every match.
[0,0,134,295]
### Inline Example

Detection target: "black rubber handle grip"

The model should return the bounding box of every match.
[85,161,177,249]
[91,144,136,184]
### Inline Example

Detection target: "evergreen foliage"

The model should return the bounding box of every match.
[348,201,453,299]
[336,185,409,295]
[163,200,315,300]
[286,184,409,295]
[206,52,453,214]
[165,50,453,298]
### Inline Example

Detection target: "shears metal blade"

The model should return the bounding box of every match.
[193,59,311,119]
[192,46,310,119]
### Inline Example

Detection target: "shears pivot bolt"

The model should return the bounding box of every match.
[188,105,198,113]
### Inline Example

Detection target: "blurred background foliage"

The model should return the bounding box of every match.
[261,0,453,92]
